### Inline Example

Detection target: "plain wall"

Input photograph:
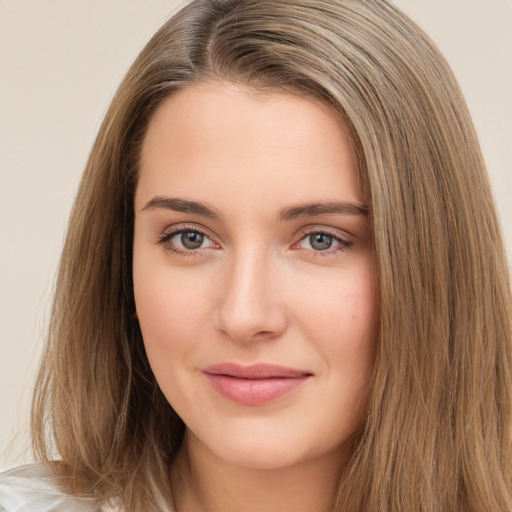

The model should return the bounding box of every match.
[1,0,511,471]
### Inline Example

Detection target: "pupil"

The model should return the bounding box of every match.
[310,233,332,251]
[181,231,204,249]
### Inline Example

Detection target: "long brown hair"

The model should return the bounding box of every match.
[32,0,512,510]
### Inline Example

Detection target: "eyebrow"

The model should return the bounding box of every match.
[277,201,369,221]
[142,196,221,220]
[142,196,368,221]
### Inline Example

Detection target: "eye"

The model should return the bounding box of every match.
[304,233,337,251]
[294,229,352,254]
[158,227,217,254]
[176,230,207,250]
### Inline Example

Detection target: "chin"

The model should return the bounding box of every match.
[212,443,310,470]
[187,419,352,471]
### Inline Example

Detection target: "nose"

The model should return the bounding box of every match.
[214,248,288,344]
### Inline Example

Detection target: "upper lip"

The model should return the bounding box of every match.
[203,363,312,379]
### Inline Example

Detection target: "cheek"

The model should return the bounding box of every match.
[337,274,379,377]
[133,259,210,358]
[295,266,379,408]
[133,266,210,411]
[295,266,379,348]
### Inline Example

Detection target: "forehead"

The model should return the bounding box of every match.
[136,81,363,212]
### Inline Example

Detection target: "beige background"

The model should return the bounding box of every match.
[1,0,511,470]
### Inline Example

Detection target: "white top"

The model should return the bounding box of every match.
[0,464,118,512]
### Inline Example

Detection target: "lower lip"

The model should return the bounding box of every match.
[205,374,309,405]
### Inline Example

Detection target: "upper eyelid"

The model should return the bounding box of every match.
[159,223,214,240]
[157,226,217,255]
[295,229,353,247]
[296,224,354,241]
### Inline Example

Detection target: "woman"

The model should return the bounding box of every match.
[1,0,511,511]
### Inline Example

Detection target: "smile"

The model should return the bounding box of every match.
[203,363,312,405]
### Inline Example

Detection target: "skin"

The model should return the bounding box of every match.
[133,81,379,512]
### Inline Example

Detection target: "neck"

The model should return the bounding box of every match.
[170,431,352,512]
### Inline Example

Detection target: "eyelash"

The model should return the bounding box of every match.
[157,225,215,257]
[157,225,353,257]
[294,228,353,257]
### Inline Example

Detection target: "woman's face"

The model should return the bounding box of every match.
[133,81,379,470]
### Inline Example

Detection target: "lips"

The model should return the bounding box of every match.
[203,363,312,405]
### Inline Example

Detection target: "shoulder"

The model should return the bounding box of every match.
[0,464,100,512]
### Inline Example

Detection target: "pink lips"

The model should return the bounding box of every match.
[203,363,311,405]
